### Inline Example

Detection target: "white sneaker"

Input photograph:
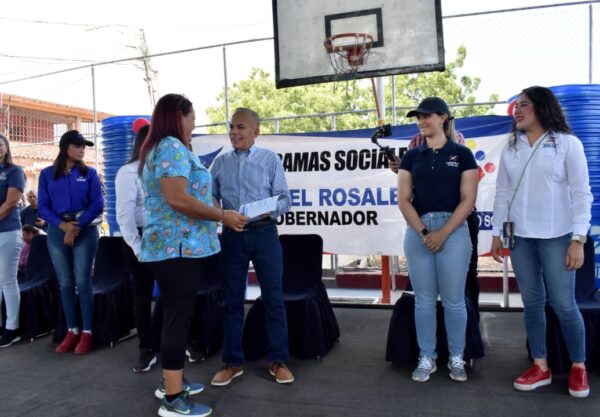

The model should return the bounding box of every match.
[412,355,437,382]
[448,355,467,382]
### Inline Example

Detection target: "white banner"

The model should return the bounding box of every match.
[192,130,509,256]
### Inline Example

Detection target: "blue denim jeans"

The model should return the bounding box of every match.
[510,234,586,363]
[0,229,23,330]
[404,212,472,358]
[220,224,288,365]
[47,224,98,331]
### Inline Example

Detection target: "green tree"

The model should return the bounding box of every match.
[387,46,499,124]
[206,46,498,133]
[206,68,374,134]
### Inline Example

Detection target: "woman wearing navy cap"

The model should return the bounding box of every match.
[0,133,25,348]
[38,130,104,355]
[398,97,478,383]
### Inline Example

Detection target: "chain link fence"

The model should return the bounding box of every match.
[0,2,598,141]
[0,1,598,303]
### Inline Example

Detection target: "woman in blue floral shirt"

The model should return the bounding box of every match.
[138,93,247,417]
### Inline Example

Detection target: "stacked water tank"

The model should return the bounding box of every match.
[101,115,150,235]
[550,84,600,285]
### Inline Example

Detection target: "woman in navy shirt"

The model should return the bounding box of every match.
[0,134,25,348]
[398,97,478,383]
[38,130,103,355]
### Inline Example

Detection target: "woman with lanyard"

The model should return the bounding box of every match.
[0,133,25,348]
[38,130,104,355]
[398,97,478,383]
[138,93,247,417]
[491,86,592,398]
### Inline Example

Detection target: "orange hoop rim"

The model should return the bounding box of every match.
[323,32,374,53]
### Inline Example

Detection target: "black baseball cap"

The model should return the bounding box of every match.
[59,130,94,148]
[406,97,451,117]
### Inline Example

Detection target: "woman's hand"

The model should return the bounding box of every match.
[59,221,80,247]
[59,221,80,236]
[566,242,584,270]
[491,236,504,263]
[63,231,76,247]
[422,230,448,253]
[222,210,249,232]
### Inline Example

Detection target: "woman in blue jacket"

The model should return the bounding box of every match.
[38,130,104,355]
[0,133,25,348]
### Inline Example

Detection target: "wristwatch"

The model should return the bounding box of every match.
[420,228,429,237]
[571,234,587,244]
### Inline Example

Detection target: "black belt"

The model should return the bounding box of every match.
[60,212,77,222]
[243,218,276,230]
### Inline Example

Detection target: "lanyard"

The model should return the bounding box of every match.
[506,131,549,222]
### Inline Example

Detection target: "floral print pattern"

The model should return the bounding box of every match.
[140,136,220,262]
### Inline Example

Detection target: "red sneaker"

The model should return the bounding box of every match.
[55,331,80,353]
[514,364,552,391]
[74,332,93,355]
[568,367,590,398]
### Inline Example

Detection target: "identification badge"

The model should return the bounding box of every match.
[502,221,515,250]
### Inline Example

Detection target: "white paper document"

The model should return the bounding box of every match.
[239,195,281,220]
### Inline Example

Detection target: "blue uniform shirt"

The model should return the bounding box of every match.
[400,139,477,216]
[37,164,104,228]
[0,163,26,232]
[211,145,291,219]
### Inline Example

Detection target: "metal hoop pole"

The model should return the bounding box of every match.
[369,76,391,304]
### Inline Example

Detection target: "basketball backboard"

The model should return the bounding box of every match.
[272,0,445,88]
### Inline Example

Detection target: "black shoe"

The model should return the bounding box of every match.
[0,329,21,348]
[133,349,158,373]
[186,345,205,363]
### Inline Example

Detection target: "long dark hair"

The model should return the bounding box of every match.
[510,86,573,146]
[128,124,149,164]
[138,94,193,175]
[0,133,14,167]
[53,131,89,180]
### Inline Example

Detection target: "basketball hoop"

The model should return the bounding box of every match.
[324,33,374,79]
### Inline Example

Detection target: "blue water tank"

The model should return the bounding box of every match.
[550,84,600,285]
[101,115,150,235]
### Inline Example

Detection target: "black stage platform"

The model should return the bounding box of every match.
[1,309,598,417]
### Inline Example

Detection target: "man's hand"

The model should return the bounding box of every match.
[35,217,46,228]
[222,211,249,232]
[566,241,584,270]
[491,236,504,263]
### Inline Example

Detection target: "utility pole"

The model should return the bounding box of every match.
[138,29,157,108]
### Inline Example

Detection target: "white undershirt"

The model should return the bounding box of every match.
[115,161,146,257]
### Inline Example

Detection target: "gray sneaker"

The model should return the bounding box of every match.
[448,355,467,382]
[412,355,437,382]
